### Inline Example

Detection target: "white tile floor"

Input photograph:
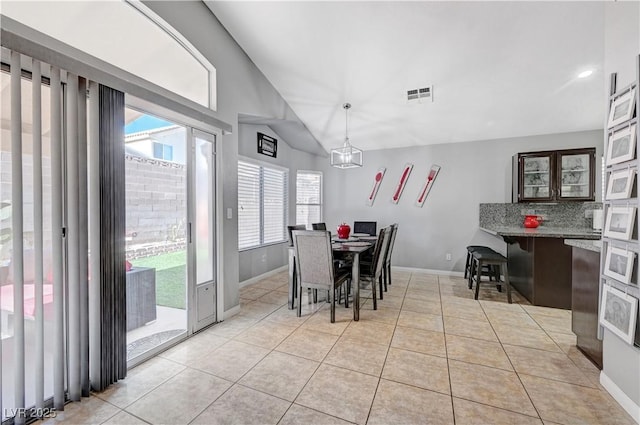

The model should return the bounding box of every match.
[37,270,635,425]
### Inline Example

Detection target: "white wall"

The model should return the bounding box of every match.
[601,2,640,421]
[322,130,603,272]
[237,124,321,282]
[143,1,320,311]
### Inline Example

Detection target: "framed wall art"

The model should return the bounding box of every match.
[391,163,413,204]
[415,165,441,207]
[608,88,636,129]
[606,168,636,200]
[603,246,636,284]
[599,284,638,344]
[257,132,277,158]
[606,124,637,166]
[367,167,386,206]
[604,206,636,240]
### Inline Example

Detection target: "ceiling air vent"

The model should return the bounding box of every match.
[407,86,433,103]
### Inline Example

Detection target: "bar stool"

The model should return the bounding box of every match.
[470,250,512,303]
[465,245,499,288]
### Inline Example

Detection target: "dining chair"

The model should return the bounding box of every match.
[358,226,391,310]
[287,225,307,246]
[287,225,307,307]
[292,230,351,322]
[311,222,327,230]
[382,223,398,290]
[353,221,377,236]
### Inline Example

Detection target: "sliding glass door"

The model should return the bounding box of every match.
[124,110,188,362]
[123,110,218,363]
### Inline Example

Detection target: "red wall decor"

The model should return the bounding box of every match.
[415,165,441,207]
[367,167,386,206]
[391,163,413,204]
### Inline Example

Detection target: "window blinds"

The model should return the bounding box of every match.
[238,161,261,250]
[237,160,288,250]
[296,171,322,229]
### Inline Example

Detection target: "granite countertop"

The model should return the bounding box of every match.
[480,225,602,239]
[564,239,602,253]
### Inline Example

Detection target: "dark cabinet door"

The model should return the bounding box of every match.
[518,152,555,202]
[516,148,596,203]
[557,148,596,201]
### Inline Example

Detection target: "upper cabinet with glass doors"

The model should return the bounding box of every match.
[513,148,596,202]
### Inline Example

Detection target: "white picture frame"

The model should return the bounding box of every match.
[599,284,638,344]
[606,124,637,166]
[606,168,636,200]
[603,246,636,284]
[604,206,636,241]
[608,88,636,129]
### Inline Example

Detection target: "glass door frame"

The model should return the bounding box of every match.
[188,128,218,332]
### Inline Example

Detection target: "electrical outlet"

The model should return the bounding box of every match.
[445,253,452,261]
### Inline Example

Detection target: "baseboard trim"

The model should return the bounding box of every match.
[392,266,464,278]
[222,305,241,320]
[600,371,640,424]
[239,265,288,288]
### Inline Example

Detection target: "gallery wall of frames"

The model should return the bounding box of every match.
[600,55,640,347]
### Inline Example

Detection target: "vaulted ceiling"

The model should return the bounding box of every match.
[206,1,606,152]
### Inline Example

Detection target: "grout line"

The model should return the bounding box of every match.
[479,300,543,421]
[450,395,545,421]
[363,274,400,425]
[440,274,458,425]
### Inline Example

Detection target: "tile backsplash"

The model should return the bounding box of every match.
[479,202,602,229]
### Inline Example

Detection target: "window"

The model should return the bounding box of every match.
[296,171,322,229]
[152,142,173,161]
[2,0,216,109]
[238,160,288,250]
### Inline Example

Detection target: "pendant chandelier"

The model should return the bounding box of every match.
[330,102,363,169]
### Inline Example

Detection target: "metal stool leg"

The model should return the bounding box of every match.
[464,251,471,279]
[474,258,482,300]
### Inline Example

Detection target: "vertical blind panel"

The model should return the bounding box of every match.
[66,73,81,402]
[32,58,45,410]
[97,84,127,390]
[88,81,102,392]
[49,65,65,411]
[77,77,90,397]
[11,48,26,425]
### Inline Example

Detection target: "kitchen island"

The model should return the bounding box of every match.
[565,238,602,368]
[480,225,600,309]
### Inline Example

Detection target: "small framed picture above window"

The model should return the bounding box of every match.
[606,168,636,200]
[608,88,636,129]
[606,124,637,166]
[257,132,278,158]
[604,206,637,241]
[599,284,638,344]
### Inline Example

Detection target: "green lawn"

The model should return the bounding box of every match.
[132,251,186,309]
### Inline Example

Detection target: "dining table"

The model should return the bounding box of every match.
[287,239,374,321]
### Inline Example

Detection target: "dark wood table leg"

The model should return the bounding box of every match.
[353,252,360,321]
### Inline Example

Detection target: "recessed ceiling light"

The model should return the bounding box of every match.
[577,70,593,79]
